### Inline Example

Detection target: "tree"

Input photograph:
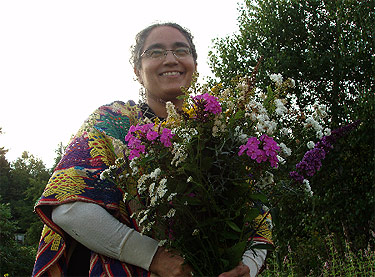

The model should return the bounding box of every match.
[0,201,36,276]
[209,0,374,125]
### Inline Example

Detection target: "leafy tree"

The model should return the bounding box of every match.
[9,152,50,233]
[0,201,36,276]
[209,0,374,125]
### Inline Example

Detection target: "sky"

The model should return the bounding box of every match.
[0,0,242,168]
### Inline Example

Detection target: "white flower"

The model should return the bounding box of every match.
[307,141,315,149]
[261,172,274,187]
[287,77,295,88]
[150,168,161,179]
[274,99,288,116]
[150,195,157,207]
[303,179,313,196]
[187,176,193,183]
[316,130,324,139]
[123,192,129,202]
[192,229,200,236]
[256,122,266,133]
[324,128,331,136]
[280,127,291,136]
[265,120,277,135]
[100,169,111,180]
[277,155,286,164]
[212,125,219,137]
[157,182,168,198]
[166,208,176,218]
[149,183,155,197]
[166,101,179,119]
[167,193,177,201]
[138,174,149,187]
[171,143,187,167]
[158,240,167,246]
[269,73,283,86]
[129,158,139,173]
[279,142,292,156]
[139,214,148,225]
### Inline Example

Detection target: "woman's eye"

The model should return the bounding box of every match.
[149,49,164,58]
[174,48,190,57]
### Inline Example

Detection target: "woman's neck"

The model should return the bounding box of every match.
[146,94,183,119]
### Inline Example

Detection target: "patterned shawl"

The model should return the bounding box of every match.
[32,100,153,277]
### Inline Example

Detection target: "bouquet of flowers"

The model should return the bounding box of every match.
[102,69,358,275]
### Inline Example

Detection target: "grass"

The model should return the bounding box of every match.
[259,235,375,276]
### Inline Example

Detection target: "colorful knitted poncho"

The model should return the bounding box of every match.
[32,100,152,277]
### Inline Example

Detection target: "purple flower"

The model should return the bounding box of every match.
[146,130,159,141]
[290,121,360,183]
[160,128,174,147]
[194,93,222,115]
[238,135,280,168]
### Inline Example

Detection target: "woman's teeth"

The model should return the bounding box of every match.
[162,72,181,76]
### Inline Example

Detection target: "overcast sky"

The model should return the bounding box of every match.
[0,0,241,168]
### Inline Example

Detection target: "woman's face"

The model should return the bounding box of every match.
[136,26,197,102]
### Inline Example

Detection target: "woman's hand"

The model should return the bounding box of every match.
[218,262,250,277]
[149,247,193,277]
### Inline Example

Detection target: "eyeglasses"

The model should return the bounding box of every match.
[141,47,192,59]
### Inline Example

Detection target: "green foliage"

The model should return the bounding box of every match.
[0,202,37,277]
[0,136,64,275]
[260,234,375,276]
[209,0,374,125]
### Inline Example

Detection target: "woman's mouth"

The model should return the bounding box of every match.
[160,71,183,76]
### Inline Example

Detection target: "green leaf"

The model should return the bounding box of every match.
[249,193,268,204]
[225,241,247,268]
[222,230,240,240]
[226,221,242,233]
[244,208,260,223]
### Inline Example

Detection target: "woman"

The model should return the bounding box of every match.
[32,22,269,277]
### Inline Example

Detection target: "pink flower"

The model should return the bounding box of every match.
[238,135,280,168]
[160,128,174,147]
[146,130,159,141]
[194,93,222,115]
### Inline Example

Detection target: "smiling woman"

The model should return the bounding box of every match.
[32,22,268,277]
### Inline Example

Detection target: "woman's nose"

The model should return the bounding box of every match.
[163,51,179,64]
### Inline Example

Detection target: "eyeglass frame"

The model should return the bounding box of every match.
[140,47,192,60]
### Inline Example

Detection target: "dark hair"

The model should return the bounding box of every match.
[130,22,198,72]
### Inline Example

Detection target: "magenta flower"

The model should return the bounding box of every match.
[160,128,174,147]
[147,130,159,141]
[194,93,222,115]
[238,135,280,168]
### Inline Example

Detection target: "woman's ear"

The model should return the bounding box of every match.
[134,67,143,85]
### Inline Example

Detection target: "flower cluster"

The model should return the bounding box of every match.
[102,73,356,275]
[125,123,174,160]
[238,135,280,168]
